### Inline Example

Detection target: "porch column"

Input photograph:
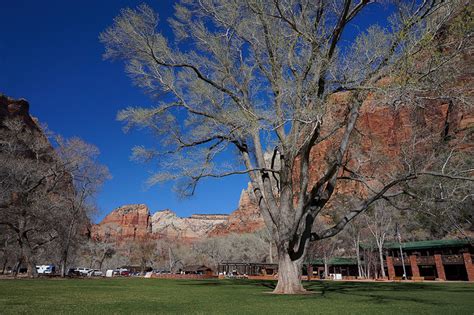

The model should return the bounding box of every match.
[386,256,396,279]
[462,252,474,281]
[409,255,420,278]
[434,254,446,281]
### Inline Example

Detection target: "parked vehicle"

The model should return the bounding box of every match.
[75,267,93,275]
[67,268,81,277]
[153,270,171,274]
[36,265,55,274]
[114,268,130,276]
[91,270,103,276]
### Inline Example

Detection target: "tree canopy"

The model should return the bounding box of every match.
[101,0,472,293]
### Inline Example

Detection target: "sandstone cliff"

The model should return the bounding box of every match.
[208,185,265,237]
[92,204,151,240]
[93,186,266,242]
[0,94,40,130]
[151,210,228,240]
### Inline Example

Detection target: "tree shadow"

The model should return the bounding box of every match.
[178,279,471,306]
[303,281,467,306]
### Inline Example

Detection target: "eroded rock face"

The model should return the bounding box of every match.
[208,185,265,237]
[92,204,151,240]
[92,188,265,242]
[151,210,228,240]
[0,94,39,130]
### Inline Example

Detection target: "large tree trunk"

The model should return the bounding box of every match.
[378,245,386,278]
[12,259,21,277]
[23,241,37,278]
[61,217,75,277]
[60,250,68,278]
[354,235,363,278]
[273,250,305,294]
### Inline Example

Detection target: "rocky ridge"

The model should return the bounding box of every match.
[92,186,265,241]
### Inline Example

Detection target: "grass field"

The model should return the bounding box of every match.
[0,278,473,314]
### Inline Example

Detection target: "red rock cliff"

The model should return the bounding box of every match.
[92,204,151,240]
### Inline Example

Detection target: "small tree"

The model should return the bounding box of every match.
[362,201,394,278]
[101,1,472,293]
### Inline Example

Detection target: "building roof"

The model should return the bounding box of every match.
[219,262,278,267]
[383,239,471,250]
[309,257,358,266]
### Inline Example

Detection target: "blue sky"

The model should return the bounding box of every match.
[1,0,250,222]
[1,1,393,222]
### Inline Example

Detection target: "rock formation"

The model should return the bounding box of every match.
[0,94,40,130]
[151,210,228,240]
[208,184,265,237]
[92,204,151,240]
[93,186,266,242]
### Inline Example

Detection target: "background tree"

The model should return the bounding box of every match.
[362,201,394,278]
[129,238,156,274]
[0,119,66,277]
[101,0,472,293]
[54,137,110,277]
[346,218,367,278]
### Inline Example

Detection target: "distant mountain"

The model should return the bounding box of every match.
[91,186,265,242]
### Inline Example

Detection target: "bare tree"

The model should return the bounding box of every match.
[101,1,472,293]
[129,238,156,274]
[347,218,367,278]
[362,201,394,278]
[0,230,17,274]
[0,119,67,277]
[54,137,110,277]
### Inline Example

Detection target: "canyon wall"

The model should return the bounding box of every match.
[93,188,266,242]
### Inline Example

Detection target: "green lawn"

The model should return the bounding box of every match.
[0,278,472,314]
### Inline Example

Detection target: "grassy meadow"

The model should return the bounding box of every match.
[0,278,472,314]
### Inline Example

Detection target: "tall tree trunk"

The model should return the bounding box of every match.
[60,248,68,277]
[273,249,305,294]
[1,258,7,275]
[355,235,362,278]
[324,254,329,279]
[12,259,21,277]
[61,215,75,277]
[269,241,273,264]
[24,245,37,278]
[378,245,386,278]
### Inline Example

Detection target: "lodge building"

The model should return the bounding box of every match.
[384,239,474,281]
[218,239,474,281]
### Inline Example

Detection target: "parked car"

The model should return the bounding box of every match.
[91,270,103,276]
[36,265,55,274]
[114,268,130,276]
[153,270,171,274]
[75,267,93,275]
[67,268,81,277]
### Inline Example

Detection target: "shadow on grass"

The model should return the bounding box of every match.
[178,279,276,289]
[305,281,472,306]
[179,279,473,306]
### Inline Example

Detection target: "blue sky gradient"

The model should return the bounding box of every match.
[1,0,392,222]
